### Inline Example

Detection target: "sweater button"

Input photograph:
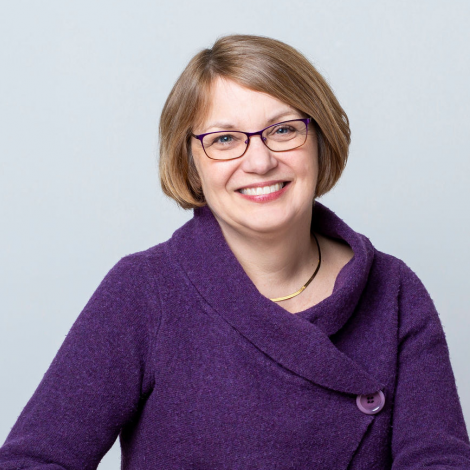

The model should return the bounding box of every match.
[356,390,385,415]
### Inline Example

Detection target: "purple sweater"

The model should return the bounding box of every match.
[1,202,469,469]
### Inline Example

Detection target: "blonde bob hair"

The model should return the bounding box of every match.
[159,34,350,209]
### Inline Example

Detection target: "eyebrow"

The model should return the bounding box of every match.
[202,109,301,133]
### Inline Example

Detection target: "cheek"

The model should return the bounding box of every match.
[208,167,236,193]
[297,149,318,178]
[191,149,211,189]
[193,155,235,196]
[306,146,319,178]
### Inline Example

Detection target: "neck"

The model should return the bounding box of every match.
[216,212,319,302]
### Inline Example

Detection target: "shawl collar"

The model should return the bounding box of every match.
[169,201,384,396]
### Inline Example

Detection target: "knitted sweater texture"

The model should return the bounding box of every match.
[0,202,469,469]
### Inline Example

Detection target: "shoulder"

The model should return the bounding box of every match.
[372,250,445,345]
[369,246,422,287]
[83,241,175,325]
[373,249,434,303]
[107,240,172,284]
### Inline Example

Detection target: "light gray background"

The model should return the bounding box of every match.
[1,1,469,468]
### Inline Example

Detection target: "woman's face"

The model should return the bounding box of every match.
[191,77,319,238]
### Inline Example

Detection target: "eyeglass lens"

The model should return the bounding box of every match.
[201,120,308,160]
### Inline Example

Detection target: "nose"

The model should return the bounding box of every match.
[240,135,278,174]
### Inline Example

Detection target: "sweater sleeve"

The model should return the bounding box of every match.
[391,261,470,469]
[0,253,159,470]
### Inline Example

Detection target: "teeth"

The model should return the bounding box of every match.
[240,182,284,196]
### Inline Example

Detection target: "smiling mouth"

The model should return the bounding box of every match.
[238,182,288,196]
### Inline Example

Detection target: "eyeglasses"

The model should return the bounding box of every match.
[192,118,311,161]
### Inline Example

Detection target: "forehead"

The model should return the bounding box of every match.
[195,77,298,131]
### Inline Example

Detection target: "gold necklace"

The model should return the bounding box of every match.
[269,232,322,302]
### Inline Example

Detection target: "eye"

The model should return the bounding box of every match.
[269,123,296,135]
[206,133,235,146]
[274,126,293,134]
[205,132,243,149]
[267,124,296,138]
[215,134,234,143]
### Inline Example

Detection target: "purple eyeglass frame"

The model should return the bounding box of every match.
[191,118,311,161]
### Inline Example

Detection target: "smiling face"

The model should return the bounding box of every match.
[190,77,319,238]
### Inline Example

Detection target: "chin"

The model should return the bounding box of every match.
[236,211,297,235]
[211,199,310,236]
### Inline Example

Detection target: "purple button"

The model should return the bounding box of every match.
[356,390,385,415]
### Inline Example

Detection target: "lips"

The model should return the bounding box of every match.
[239,182,288,196]
[237,181,289,195]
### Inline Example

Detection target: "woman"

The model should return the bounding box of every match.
[1,34,469,469]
